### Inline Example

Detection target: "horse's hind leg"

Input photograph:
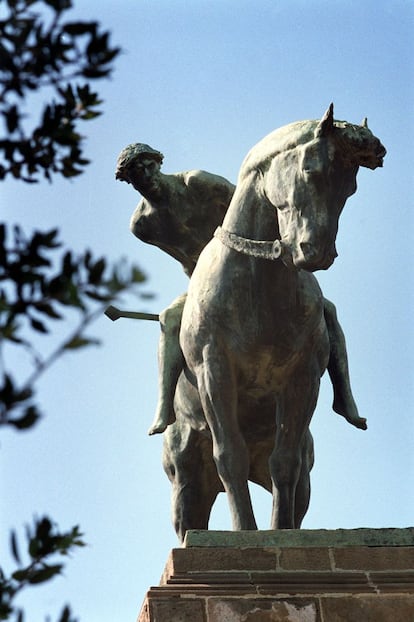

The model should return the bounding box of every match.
[197,343,257,531]
[294,429,314,528]
[163,423,222,543]
[270,369,320,529]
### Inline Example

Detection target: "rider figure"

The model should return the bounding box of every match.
[115,142,367,435]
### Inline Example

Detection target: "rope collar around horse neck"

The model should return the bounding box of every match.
[214,226,282,261]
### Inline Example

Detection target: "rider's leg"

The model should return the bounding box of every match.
[324,298,367,430]
[148,294,186,435]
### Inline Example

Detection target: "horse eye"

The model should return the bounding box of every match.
[302,169,316,178]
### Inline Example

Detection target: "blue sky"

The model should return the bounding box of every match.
[1,1,413,620]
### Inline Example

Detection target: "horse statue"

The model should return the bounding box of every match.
[162,105,386,542]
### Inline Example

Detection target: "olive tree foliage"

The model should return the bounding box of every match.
[1,518,86,621]
[0,224,149,432]
[0,2,149,620]
[0,0,120,181]
[0,0,149,442]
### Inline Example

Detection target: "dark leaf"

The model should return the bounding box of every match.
[62,251,74,277]
[0,223,6,249]
[33,229,60,249]
[9,406,41,430]
[83,250,92,268]
[10,530,21,565]
[44,0,73,11]
[12,568,30,583]
[63,336,100,350]
[61,163,83,178]
[88,258,105,284]
[81,67,110,79]
[79,109,101,121]
[34,302,62,319]
[0,373,15,403]
[30,317,48,333]
[36,517,53,542]
[27,564,63,584]
[62,22,95,36]
[58,604,77,622]
[0,319,22,342]
[0,604,14,620]
[5,105,20,133]
[83,289,111,302]
[132,266,146,283]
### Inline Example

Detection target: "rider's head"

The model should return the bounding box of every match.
[115,143,164,195]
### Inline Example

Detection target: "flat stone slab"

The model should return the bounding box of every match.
[140,533,414,621]
[184,527,414,548]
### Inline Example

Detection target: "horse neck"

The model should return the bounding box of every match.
[222,172,280,242]
[220,171,299,302]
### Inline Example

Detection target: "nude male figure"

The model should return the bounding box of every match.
[116,143,367,435]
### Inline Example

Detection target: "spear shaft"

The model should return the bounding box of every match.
[104,305,159,322]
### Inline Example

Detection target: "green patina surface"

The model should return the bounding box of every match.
[184,527,414,548]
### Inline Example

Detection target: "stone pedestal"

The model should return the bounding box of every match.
[138,528,414,621]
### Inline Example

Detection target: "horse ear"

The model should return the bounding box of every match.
[361,117,369,128]
[315,103,334,137]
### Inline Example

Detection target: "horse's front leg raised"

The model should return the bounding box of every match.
[270,367,320,529]
[197,342,257,531]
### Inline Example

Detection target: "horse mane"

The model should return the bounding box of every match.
[239,118,386,182]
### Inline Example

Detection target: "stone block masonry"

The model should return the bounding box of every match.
[137,528,414,621]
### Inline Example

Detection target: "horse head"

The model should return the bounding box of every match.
[240,104,386,271]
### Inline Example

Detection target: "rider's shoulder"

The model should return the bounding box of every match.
[182,169,234,190]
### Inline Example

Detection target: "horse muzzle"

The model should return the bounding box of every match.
[294,242,338,271]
